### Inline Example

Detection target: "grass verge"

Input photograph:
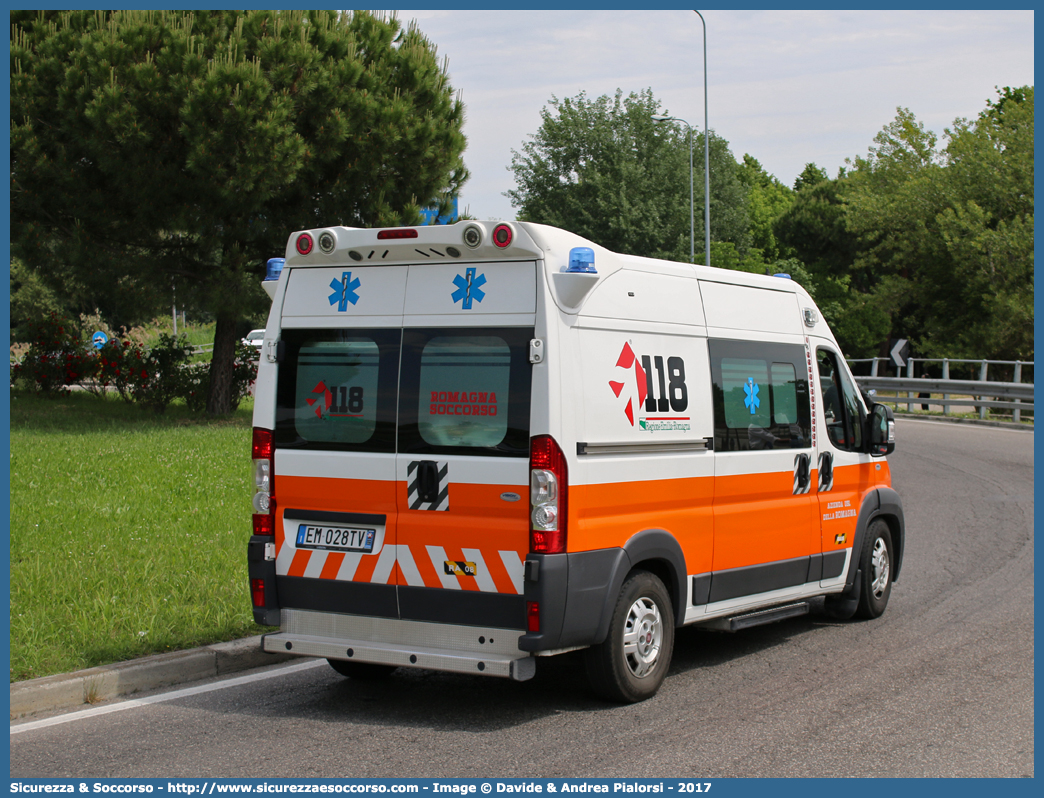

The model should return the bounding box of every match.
[9,391,267,682]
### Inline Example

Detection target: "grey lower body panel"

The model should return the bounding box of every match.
[263,608,536,681]
[693,549,849,605]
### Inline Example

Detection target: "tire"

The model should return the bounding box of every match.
[327,658,397,680]
[854,520,893,619]
[584,570,675,703]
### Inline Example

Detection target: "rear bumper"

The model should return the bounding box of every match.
[263,608,536,681]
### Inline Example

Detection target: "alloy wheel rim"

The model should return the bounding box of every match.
[622,597,662,677]
[870,537,890,598]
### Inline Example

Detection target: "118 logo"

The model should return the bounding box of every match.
[609,342,688,426]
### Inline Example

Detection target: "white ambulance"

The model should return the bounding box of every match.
[248,221,904,703]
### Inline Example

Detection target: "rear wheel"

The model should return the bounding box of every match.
[327,659,397,680]
[584,570,675,703]
[855,519,893,619]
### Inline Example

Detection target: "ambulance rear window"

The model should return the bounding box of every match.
[274,329,400,452]
[417,336,510,447]
[398,327,533,457]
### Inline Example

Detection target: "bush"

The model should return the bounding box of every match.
[183,341,259,414]
[129,333,195,413]
[11,312,96,395]
[11,311,259,416]
[96,338,146,402]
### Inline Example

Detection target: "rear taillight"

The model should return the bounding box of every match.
[529,434,567,554]
[295,232,314,255]
[252,428,275,536]
[251,578,266,608]
[526,601,540,633]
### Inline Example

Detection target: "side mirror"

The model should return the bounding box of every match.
[867,403,895,456]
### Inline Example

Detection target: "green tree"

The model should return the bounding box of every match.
[776,167,859,282]
[11,10,468,413]
[9,258,65,342]
[932,87,1034,360]
[770,166,887,357]
[737,154,794,262]
[792,163,829,192]
[845,89,1033,361]
[506,89,750,262]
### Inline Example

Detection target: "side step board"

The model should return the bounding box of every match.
[698,601,810,632]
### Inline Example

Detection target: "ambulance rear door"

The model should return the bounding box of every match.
[272,264,407,620]
[391,259,538,631]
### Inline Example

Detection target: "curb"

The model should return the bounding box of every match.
[10,636,295,721]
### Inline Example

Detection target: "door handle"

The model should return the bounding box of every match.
[417,460,440,503]
[793,453,811,495]
[818,452,834,492]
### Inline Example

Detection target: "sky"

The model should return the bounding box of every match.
[402,9,1035,222]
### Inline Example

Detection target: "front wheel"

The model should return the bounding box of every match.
[584,570,675,703]
[855,520,893,619]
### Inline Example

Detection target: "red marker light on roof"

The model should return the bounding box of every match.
[377,229,419,240]
[492,224,513,248]
[296,233,314,255]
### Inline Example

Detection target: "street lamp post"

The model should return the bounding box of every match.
[652,115,694,264]
[694,10,710,268]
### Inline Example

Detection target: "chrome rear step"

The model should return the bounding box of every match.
[262,609,536,681]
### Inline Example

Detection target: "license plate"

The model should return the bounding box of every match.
[296,524,375,553]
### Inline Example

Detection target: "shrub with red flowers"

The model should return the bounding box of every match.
[96,339,146,402]
[127,333,195,413]
[11,312,96,395]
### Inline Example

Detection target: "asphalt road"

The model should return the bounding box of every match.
[10,419,1034,778]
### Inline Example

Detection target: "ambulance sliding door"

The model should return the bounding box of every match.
[707,338,817,605]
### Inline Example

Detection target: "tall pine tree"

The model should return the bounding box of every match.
[12,10,468,413]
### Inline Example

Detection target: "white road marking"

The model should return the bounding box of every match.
[10,659,326,736]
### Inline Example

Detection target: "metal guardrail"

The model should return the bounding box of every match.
[851,376,1031,407]
[851,357,1031,424]
[855,376,1033,422]
[849,357,1033,423]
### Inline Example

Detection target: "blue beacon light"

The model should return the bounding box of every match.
[564,247,597,274]
[265,258,285,281]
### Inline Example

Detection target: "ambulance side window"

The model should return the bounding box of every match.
[709,339,811,452]
[274,328,400,452]
[398,327,533,457]
[817,349,863,451]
